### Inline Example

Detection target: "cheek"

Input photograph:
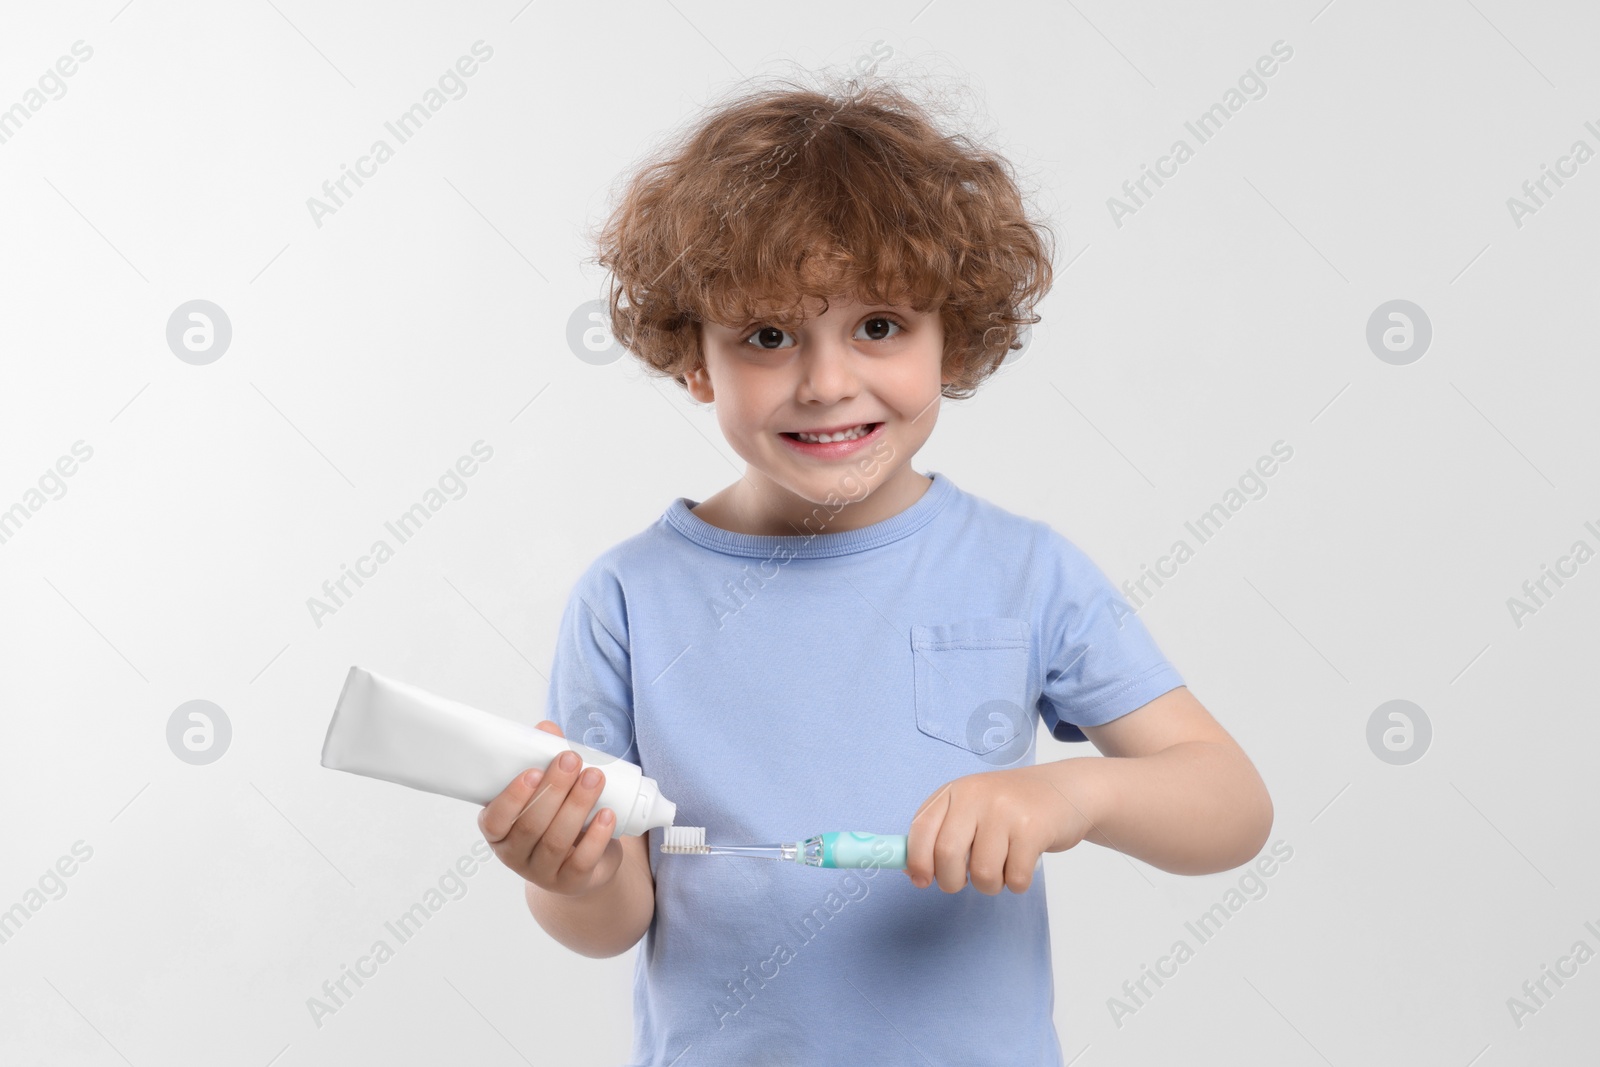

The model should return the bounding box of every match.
[710,385,766,439]
[888,358,944,406]
[715,372,787,424]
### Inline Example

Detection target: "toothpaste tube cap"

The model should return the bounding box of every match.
[617,775,676,837]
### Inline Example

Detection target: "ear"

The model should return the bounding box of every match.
[684,362,714,404]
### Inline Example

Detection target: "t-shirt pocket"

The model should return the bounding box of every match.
[909,617,1033,760]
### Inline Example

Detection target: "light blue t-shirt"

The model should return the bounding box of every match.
[547,470,1184,1067]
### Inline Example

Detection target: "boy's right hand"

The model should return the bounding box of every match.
[478,721,627,897]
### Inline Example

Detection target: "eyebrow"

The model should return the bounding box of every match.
[729,302,917,326]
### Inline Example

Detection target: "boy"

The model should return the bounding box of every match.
[478,74,1272,1065]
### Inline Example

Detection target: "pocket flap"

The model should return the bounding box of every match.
[909,616,1029,652]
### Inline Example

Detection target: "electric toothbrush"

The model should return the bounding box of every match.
[661,827,907,869]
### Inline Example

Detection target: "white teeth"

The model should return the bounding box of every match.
[793,424,873,443]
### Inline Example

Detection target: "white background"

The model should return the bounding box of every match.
[1,1,1596,1065]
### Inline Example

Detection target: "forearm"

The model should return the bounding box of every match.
[525,853,655,958]
[1049,742,1273,875]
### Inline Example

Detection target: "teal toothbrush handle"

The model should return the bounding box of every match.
[813,831,907,870]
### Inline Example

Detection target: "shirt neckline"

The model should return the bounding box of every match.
[663,470,956,559]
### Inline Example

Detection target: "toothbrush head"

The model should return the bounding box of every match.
[661,826,709,854]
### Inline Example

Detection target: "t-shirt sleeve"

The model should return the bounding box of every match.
[1035,527,1185,743]
[545,561,637,763]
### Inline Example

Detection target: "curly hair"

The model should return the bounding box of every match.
[585,70,1056,400]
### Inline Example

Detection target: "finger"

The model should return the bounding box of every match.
[479,767,543,844]
[527,763,607,883]
[932,806,977,894]
[535,720,564,737]
[559,806,616,887]
[905,783,953,888]
[510,750,582,862]
[967,820,1011,896]
[1003,826,1039,894]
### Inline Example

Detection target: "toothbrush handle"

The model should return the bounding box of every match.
[819,832,907,870]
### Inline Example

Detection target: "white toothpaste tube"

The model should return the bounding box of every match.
[320,666,676,838]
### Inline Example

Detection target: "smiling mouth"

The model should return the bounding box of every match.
[780,422,881,443]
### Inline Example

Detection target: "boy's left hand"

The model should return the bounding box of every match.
[905,763,1095,894]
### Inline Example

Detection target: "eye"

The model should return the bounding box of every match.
[742,325,794,350]
[739,315,907,350]
[855,316,906,342]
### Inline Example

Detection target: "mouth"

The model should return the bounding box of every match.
[780,422,881,443]
[778,421,884,456]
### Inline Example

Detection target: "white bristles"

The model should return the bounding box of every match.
[661,826,708,854]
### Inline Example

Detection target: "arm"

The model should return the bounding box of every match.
[904,686,1272,892]
[526,830,655,958]
[1057,685,1273,874]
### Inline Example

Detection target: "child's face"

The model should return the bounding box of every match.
[687,292,946,515]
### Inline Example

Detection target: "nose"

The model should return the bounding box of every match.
[795,333,860,406]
